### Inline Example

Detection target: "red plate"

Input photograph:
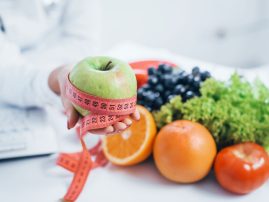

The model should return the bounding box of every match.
[129,60,178,88]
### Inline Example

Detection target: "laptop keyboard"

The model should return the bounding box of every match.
[0,107,29,152]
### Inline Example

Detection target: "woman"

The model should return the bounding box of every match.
[0,0,139,134]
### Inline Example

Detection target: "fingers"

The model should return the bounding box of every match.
[66,107,79,129]
[62,97,79,129]
[110,119,132,134]
[123,118,132,126]
[105,126,115,134]
[105,112,137,135]
[48,67,61,95]
[89,119,132,135]
[131,108,140,121]
[89,126,114,135]
[113,122,127,131]
[50,65,70,96]
[57,65,73,96]
[56,65,79,129]
[63,106,138,131]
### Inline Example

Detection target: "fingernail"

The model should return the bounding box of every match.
[118,122,127,130]
[67,121,71,129]
[124,118,132,125]
[105,126,114,134]
[136,112,140,120]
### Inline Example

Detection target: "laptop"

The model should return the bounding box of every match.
[0,104,58,160]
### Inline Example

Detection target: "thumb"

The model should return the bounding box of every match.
[62,97,80,129]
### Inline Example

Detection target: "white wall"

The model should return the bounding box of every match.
[98,0,269,68]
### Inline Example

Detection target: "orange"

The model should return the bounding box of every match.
[102,105,157,166]
[153,120,217,183]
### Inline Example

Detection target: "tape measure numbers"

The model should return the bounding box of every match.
[57,75,137,201]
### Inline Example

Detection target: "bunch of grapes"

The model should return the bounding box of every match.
[137,64,211,111]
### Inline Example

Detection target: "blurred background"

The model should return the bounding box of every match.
[97,0,269,68]
[1,0,269,68]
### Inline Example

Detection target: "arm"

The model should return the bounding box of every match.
[0,0,98,107]
[0,0,139,133]
[48,65,140,134]
[46,0,140,132]
[0,34,139,133]
[0,33,60,108]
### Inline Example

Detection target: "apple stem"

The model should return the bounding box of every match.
[104,61,112,70]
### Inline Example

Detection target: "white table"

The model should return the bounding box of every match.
[0,43,268,202]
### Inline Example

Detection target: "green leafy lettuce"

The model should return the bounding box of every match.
[153,74,269,151]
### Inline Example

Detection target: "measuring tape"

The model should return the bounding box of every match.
[57,75,137,201]
[65,76,136,134]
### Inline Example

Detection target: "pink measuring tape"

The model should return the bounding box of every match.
[57,75,137,201]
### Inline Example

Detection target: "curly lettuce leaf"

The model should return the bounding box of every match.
[153,73,269,151]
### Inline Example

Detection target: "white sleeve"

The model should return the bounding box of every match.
[0,0,99,108]
[0,33,60,108]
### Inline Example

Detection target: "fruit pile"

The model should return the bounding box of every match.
[102,60,269,197]
[103,105,269,195]
[137,64,211,111]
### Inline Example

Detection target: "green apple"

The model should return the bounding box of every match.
[69,56,137,116]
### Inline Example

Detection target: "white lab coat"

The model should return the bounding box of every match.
[0,0,99,108]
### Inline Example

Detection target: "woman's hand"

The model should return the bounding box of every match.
[48,65,140,135]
